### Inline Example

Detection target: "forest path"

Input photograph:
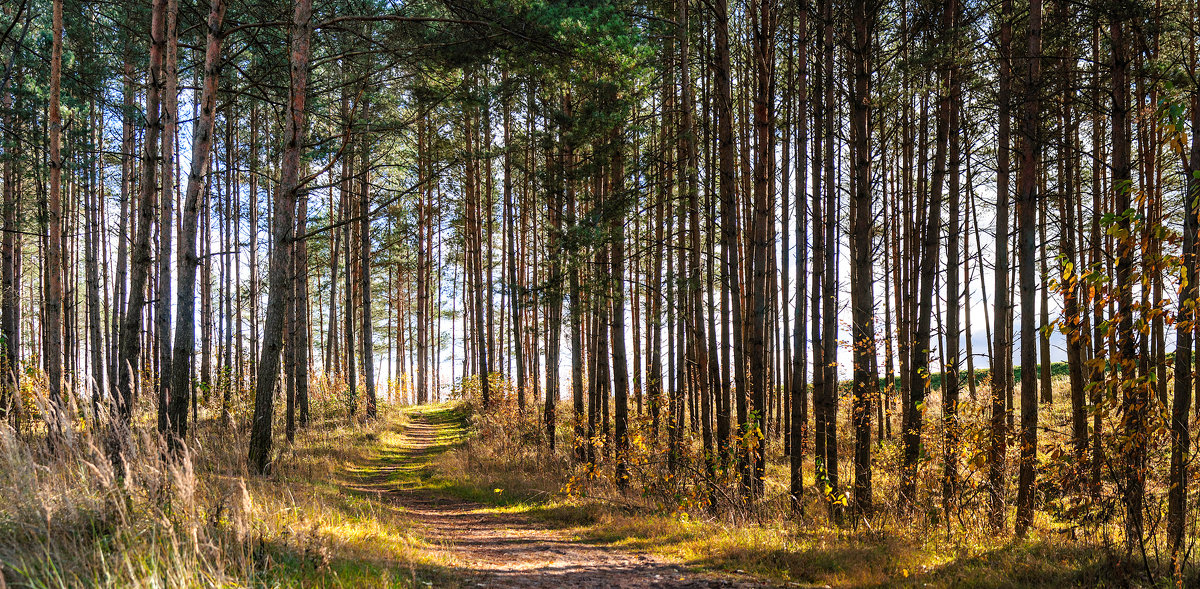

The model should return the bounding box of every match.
[345,405,773,589]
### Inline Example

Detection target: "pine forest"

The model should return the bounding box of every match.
[0,0,1197,586]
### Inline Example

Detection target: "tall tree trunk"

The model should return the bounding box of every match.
[1014,0,1041,537]
[819,0,841,523]
[544,115,563,448]
[249,106,261,386]
[466,100,489,409]
[848,0,876,519]
[988,0,1013,531]
[119,0,165,424]
[1055,0,1087,488]
[361,134,376,419]
[110,56,133,401]
[565,95,585,463]
[343,140,357,413]
[904,0,951,507]
[156,0,178,434]
[810,4,827,502]
[503,93,525,410]
[1167,42,1200,564]
[45,0,65,427]
[789,0,809,514]
[249,0,313,474]
[676,0,711,502]
[295,193,310,426]
[713,0,743,485]
[86,106,105,418]
[169,0,226,445]
[416,121,428,404]
[1088,21,1105,498]
[0,55,18,422]
[747,0,778,499]
[1111,6,1144,552]
[611,129,632,490]
[942,0,962,518]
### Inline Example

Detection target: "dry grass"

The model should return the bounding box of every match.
[0,384,457,588]
[4,369,1196,588]
[431,375,1200,588]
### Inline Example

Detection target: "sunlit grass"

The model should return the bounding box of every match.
[428,376,1194,588]
[5,375,1185,588]
[0,391,463,588]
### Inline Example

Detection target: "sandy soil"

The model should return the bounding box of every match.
[373,412,776,589]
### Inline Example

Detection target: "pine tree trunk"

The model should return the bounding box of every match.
[117,0,165,424]
[849,0,876,519]
[747,0,778,501]
[503,93,524,410]
[45,0,65,427]
[788,1,809,513]
[1168,51,1199,566]
[248,105,260,385]
[168,0,225,445]
[361,131,376,419]
[155,0,178,434]
[904,0,951,508]
[1110,8,1144,552]
[988,0,1013,530]
[611,131,632,489]
[295,191,310,426]
[249,0,312,474]
[1014,0,1041,537]
[0,58,17,421]
[942,0,963,519]
[86,105,105,417]
[544,116,563,449]
[110,57,133,399]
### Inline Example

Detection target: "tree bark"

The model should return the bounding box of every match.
[611,129,632,489]
[788,0,809,515]
[988,0,1013,530]
[747,0,778,500]
[169,0,226,445]
[848,0,876,519]
[1111,6,1144,552]
[361,132,376,419]
[249,0,313,474]
[45,0,64,428]
[904,0,951,508]
[0,52,17,422]
[118,0,165,425]
[156,0,179,434]
[1168,62,1200,568]
[503,92,525,410]
[1014,0,1041,537]
[942,0,962,518]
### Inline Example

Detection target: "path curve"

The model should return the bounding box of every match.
[365,409,774,589]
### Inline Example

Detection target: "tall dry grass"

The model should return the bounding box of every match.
[435,373,1199,587]
[0,372,442,588]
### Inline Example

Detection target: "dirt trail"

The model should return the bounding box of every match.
[363,408,774,589]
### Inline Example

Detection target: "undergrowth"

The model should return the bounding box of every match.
[0,376,455,588]
[432,373,1200,588]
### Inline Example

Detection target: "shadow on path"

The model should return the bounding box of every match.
[345,406,774,589]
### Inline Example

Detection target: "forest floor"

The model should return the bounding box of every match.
[365,400,1161,589]
[0,396,1154,587]
[0,400,934,588]
[348,405,776,588]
